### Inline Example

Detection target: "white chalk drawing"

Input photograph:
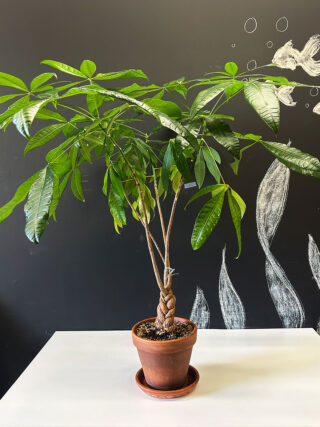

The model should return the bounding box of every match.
[272,35,320,76]
[310,87,319,97]
[275,85,297,106]
[308,235,320,289]
[231,43,236,48]
[256,153,305,328]
[190,286,210,328]
[275,16,289,32]
[313,102,320,114]
[247,59,257,71]
[305,103,310,108]
[244,17,257,34]
[219,247,246,329]
[266,41,274,48]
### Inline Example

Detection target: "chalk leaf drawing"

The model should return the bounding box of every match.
[190,286,210,328]
[275,85,297,107]
[272,35,320,76]
[313,102,320,115]
[219,247,246,329]
[256,153,305,327]
[308,234,320,288]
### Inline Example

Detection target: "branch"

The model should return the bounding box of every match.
[153,168,166,244]
[124,191,165,264]
[163,179,184,288]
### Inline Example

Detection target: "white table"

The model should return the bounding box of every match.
[0,329,319,427]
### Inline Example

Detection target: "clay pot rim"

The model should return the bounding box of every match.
[132,316,197,344]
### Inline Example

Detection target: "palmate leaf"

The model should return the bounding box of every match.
[0,171,40,223]
[0,72,28,91]
[80,60,96,78]
[93,69,148,80]
[206,118,240,158]
[12,100,48,138]
[65,86,198,149]
[185,184,227,209]
[0,95,30,126]
[25,123,67,154]
[30,73,57,91]
[24,166,54,243]
[41,60,87,78]
[228,189,243,258]
[194,150,205,188]
[71,168,85,201]
[202,147,221,183]
[142,98,182,118]
[191,188,226,250]
[161,142,174,190]
[260,141,320,178]
[244,81,280,135]
[172,141,191,181]
[189,82,233,118]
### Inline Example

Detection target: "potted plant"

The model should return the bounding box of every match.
[0,47,319,396]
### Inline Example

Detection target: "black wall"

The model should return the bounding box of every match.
[0,0,319,397]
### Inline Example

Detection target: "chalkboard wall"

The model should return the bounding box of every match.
[0,0,319,397]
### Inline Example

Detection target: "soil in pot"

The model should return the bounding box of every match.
[135,320,194,341]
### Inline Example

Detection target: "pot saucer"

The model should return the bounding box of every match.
[135,365,199,399]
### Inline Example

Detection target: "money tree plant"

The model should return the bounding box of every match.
[0,56,319,333]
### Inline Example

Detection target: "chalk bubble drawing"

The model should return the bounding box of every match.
[190,286,210,328]
[266,41,274,48]
[244,17,257,34]
[231,43,236,48]
[275,85,297,106]
[247,59,257,71]
[310,87,319,97]
[276,16,289,32]
[256,152,305,328]
[305,103,310,108]
[313,102,320,114]
[219,247,246,329]
[272,35,320,76]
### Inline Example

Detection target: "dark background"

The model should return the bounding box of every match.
[0,0,319,397]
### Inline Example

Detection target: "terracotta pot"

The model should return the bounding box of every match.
[132,316,197,390]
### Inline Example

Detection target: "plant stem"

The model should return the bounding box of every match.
[153,168,167,245]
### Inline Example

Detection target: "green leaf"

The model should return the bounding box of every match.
[195,150,206,188]
[142,98,182,118]
[244,81,280,135]
[93,69,148,80]
[86,93,105,116]
[0,72,28,91]
[191,190,226,250]
[172,141,191,181]
[185,184,227,209]
[24,166,54,243]
[224,81,244,99]
[102,168,109,197]
[0,94,20,104]
[46,136,74,178]
[30,73,57,91]
[0,95,30,125]
[230,189,246,218]
[71,168,85,201]
[228,190,242,258]
[70,145,78,169]
[202,147,221,183]
[190,82,233,118]
[0,171,40,223]
[260,141,320,178]
[35,108,67,122]
[224,62,238,76]
[41,60,86,78]
[120,83,161,98]
[234,132,262,141]
[80,60,96,78]
[161,142,174,190]
[25,123,66,154]
[13,100,47,138]
[109,185,126,225]
[206,118,240,158]
[109,169,125,200]
[79,140,92,163]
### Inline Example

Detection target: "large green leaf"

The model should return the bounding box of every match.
[109,185,126,225]
[185,184,227,209]
[25,123,67,154]
[191,189,226,250]
[45,136,75,178]
[0,171,40,223]
[0,96,30,125]
[260,141,320,178]
[190,82,233,118]
[206,118,240,158]
[109,169,125,200]
[93,69,148,80]
[0,94,21,104]
[244,81,280,135]
[36,108,67,122]
[172,141,191,181]
[228,189,242,258]
[24,166,54,243]
[80,60,96,78]
[13,100,47,138]
[30,73,57,91]
[41,60,87,78]
[161,142,174,190]
[142,98,182,118]
[224,62,238,77]
[71,168,85,201]
[0,72,28,91]
[194,150,205,188]
[202,147,221,183]
[66,86,198,148]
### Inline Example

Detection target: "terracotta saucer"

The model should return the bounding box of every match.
[135,365,199,399]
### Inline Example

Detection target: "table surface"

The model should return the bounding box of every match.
[0,328,319,427]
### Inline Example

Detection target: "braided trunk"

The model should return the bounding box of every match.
[155,281,176,331]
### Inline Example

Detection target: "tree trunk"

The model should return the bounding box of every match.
[155,283,176,331]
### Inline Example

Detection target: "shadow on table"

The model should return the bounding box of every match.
[194,346,319,396]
